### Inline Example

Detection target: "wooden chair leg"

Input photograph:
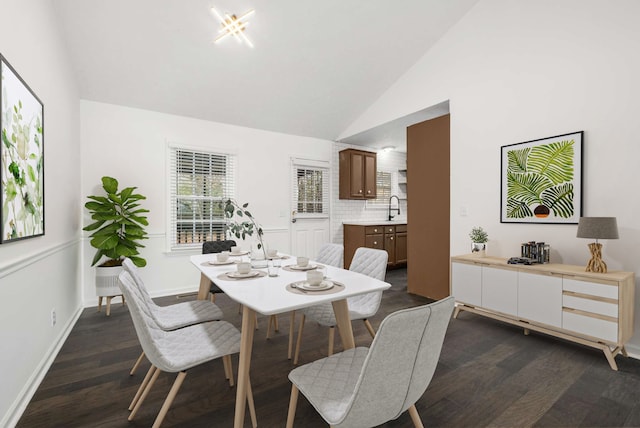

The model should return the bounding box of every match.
[210,293,216,303]
[97,296,103,312]
[130,351,146,376]
[152,371,187,428]
[129,364,156,410]
[285,384,299,428]
[246,378,257,428]
[288,311,296,359]
[408,404,424,428]
[121,294,126,306]
[274,315,279,331]
[328,327,335,356]
[266,315,274,339]
[223,354,234,387]
[106,296,113,316]
[129,366,161,420]
[293,314,306,365]
[363,319,376,338]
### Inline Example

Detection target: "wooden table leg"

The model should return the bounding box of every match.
[235,305,257,428]
[197,273,210,300]
[332,299,355,350]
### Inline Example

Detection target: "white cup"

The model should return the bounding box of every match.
[297,256,309,267]
[306,270,323,286]
[237,262,251,274]
[231,246,241,254]
[216,252,230,262]
[267,248,278,258]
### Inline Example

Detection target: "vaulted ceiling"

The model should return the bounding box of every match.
[52,0,478,141]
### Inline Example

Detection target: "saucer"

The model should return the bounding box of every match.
[226,270,260,278]
[208,260,235,266]
[230,251,249,256]
[289,264,317,271]
[292,280,334,291]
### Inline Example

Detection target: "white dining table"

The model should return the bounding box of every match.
[190,253,391,428]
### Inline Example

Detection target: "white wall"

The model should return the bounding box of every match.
[80,101,333,304]
[0,0,81,425]
[342,0,640,351]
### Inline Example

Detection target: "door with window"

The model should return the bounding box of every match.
[290,158,330,258]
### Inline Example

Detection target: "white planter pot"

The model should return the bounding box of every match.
[471,242,487,257]
[95,265,124,297]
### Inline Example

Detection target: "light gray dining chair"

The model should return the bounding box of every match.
[118,271,256,428]
[284,243,345,359]
[286,296,454,428]
[315,242,344,268]
[293,247,388,364]
[121,258,224,376]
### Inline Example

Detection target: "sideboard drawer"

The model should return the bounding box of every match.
[563,278,618,300]
[563,310,618,343]
[563,294,618,318]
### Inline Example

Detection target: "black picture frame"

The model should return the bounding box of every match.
[0,54,45,243]
[500,131,583,224]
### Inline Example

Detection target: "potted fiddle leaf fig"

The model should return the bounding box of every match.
[469,226,488,256]
[83,176,149,314]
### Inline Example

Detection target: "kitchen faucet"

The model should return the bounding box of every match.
[388,195,401,221]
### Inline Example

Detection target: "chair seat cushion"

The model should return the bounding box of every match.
[155,300,224,330]
[151,320,241,372]
[288,347,369,425]
[299,295,378,326]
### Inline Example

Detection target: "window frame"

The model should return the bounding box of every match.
[166,143,237,253]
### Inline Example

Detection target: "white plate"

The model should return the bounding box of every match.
[208,260,235,266]
[230,251,249,256]
[226,270,260,278]
[289,264,317,271]
[293,280,334,291]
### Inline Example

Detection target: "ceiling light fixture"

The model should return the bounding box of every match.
[211,7,255,48]
[380,146,396,153]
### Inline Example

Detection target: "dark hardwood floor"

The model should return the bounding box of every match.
[17,268,640,427]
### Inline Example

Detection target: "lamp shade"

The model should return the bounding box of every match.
[576,217,619,240]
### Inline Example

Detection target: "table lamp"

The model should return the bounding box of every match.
[576,217,619,273]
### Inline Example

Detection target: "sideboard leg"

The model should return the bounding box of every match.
[603,347,619,371]
[453,306,461,319]
[621,346,629,357]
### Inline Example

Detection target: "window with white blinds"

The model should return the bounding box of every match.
[168,146,236,250]
[292,160,329,217]
[367,170,393,207]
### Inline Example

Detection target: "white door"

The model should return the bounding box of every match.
[290,158,330,258]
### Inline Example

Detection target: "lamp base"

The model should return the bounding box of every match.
[585,242,608,273]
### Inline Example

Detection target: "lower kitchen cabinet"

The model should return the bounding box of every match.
[343,223,407,269]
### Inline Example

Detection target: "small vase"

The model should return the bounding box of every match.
[471,242,487,257]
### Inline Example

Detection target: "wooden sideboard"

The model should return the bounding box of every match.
[450,255,635,370]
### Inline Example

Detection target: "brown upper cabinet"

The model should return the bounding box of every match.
[339,149,377,199]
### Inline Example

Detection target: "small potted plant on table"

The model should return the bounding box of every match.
[469,226,488,257]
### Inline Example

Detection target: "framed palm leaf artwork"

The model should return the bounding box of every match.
[501,131,583,224]
[1,54,45,242]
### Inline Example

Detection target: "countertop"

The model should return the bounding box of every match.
[343,220,407,226]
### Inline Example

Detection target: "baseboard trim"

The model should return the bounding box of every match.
[2,305,83,428]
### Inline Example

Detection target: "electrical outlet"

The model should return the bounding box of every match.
[51,308,56,327]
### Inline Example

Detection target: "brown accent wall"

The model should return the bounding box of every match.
[407,114,450,299]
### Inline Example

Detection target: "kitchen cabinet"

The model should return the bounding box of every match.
[343,223,407,269]
[450,255,635,370]
[339,149,377,199]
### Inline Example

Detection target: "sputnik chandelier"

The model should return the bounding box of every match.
[211,7,255,48]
